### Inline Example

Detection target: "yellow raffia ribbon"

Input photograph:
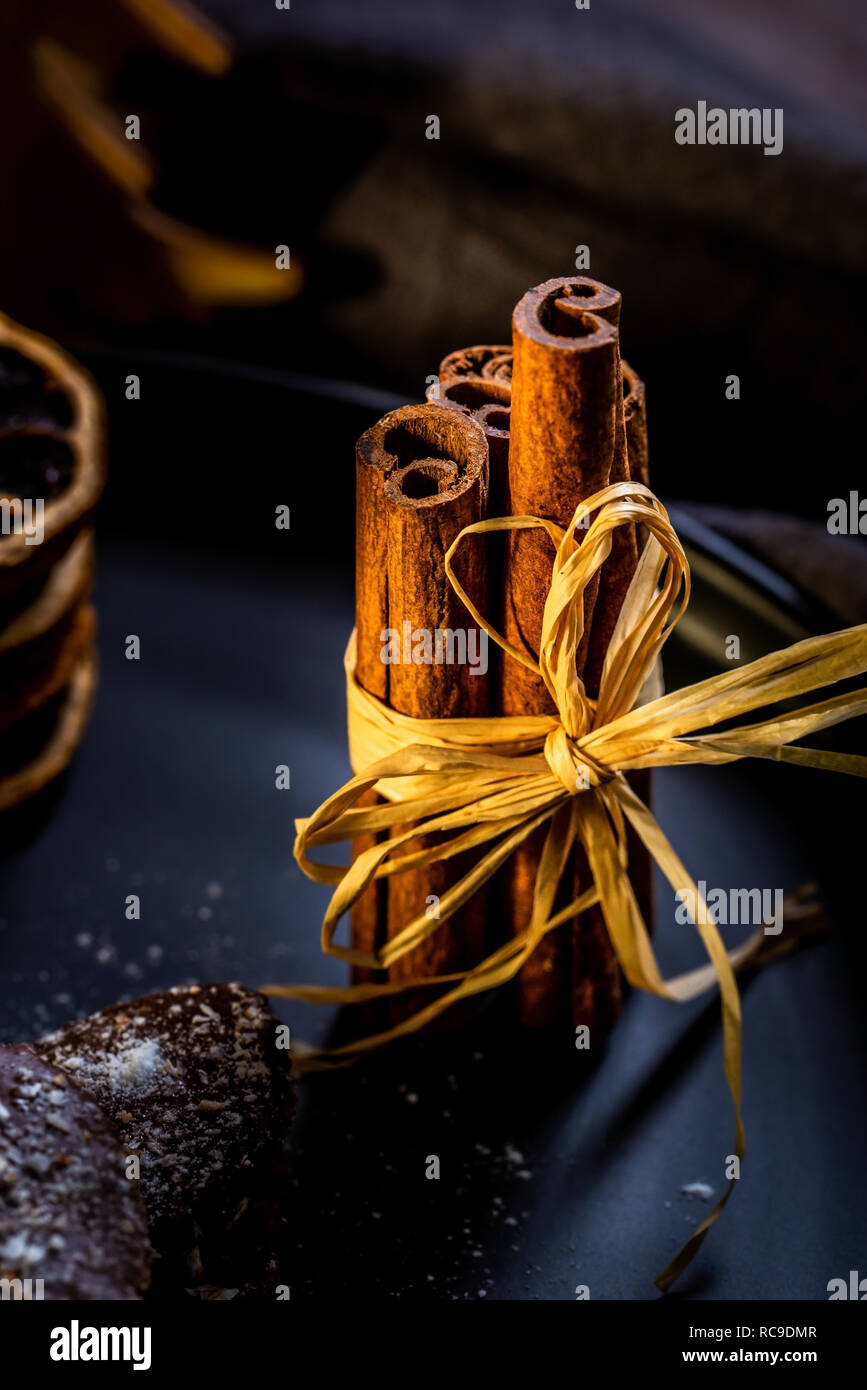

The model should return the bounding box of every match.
[269,480,867,1290]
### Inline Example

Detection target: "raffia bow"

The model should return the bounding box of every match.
[272,481,867,1290]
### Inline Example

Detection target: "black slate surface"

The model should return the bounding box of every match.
[0,528,864,1301]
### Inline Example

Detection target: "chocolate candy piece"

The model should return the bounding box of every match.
[0,1044,150,1300]
[34,984,295,1286]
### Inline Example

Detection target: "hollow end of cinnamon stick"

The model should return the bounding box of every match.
[439,376,511,413]
[482,352,513,383]
[363,405,488,476]
[438,374,511,512]
[533,275,622,335]
[387,457,459,499]
[476,403,511,434]
[438,343,511,382]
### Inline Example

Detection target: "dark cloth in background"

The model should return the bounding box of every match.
[187,0,867,518]
[2,0,865,535]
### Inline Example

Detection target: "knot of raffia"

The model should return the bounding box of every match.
[543,725,616,793]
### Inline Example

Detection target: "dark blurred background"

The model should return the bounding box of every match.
[2,0,866,589]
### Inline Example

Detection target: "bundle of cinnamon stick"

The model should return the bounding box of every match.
[352,276,653,1038]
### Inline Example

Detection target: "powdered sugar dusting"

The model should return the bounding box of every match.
[106,1038,163,1096]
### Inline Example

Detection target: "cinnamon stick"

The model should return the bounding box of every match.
[437,374,511,512]
[621,359,655,947]
[351,409,402,995]
[441,350,649,491]
[503,277,624,707]
[351,404,490,1022]
[571,341,653,1024]
[502,275,627,1032]
[440,326,653,1030]
[441,347,651,681]
[439,344,512,385]
[436,364,512,728]
[622,360,649,490]
[568,288,638,700]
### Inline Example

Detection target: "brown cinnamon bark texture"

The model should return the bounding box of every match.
[622,360,649,490]
[503,277,624,714]
[619,360,654,948]
[573,291,639,701]
[443,328,652,1031]
[437,365,513,711]
[351,404,490,1021]
[351,291,653,1038]
[502,276,629,1032]
[437,374,511,512]
[441,347,648,517]
[352,410,407,997]
[439,344,512,385]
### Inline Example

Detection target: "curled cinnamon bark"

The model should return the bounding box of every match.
[622,360,649,490]
[565,285,639,701]
[504,277,622,714]
[441,343,649,518]
[352,404,489,1019]
[438,344,512,384]
[503,276,628,1032]
[437,374,511,512]
[353,289,652,1038]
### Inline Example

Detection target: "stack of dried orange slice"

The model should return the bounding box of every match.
[0,313,105,811]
